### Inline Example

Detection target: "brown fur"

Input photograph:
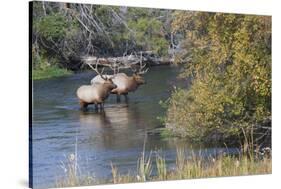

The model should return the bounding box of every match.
[77,79,117,110]
[91,73,146,102]
[110,73,145,94]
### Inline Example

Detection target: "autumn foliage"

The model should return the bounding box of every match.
[165,12,271,142]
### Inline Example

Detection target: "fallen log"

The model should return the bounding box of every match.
[81,54,174,69]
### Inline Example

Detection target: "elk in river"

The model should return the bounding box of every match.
[90,60,148,102]
[76,62,117,110]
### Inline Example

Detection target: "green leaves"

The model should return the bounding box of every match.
[128,16,169,56]
[35,13,73,41]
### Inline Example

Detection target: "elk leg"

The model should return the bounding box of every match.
[99,102,103,110]
[94,104,99,111]
[124,94,129,103]
[116,94,121,103]
[100,103,104,110]
[79,100,88,110]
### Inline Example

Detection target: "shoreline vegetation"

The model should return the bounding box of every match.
[56,146,271,188]
[31,60,171,80]
[161,13,271,143]
[32,66,72,80]
[56,133,271,187]
[31,57,172,80]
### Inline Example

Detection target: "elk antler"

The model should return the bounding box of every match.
[129,63,138,74]
[85,59,107,80]
[130,52,149,75]
[109,60,120,76]
[138,53,149,75]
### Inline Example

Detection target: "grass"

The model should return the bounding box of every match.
[137,151,152,182]
[155,151,167,180]
[32,66,72,80]
[55,146,271,188]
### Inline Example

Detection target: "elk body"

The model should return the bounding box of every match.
[76,62,117,110]
[77,80,117,109]
[90,61,148,102]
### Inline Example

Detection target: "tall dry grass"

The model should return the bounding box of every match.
[56,145,271,188]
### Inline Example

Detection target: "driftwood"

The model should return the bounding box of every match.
[81,52,174,69]
[81,55,141,69]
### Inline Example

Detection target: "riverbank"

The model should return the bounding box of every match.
[32,66,73,80]
[31,58,174,80]
[56,148,271,187]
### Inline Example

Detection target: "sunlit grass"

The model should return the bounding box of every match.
[155,151,167,180]
[137,151,152,182]
[56,146,271,188]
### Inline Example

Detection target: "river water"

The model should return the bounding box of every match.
[31,65,235,188]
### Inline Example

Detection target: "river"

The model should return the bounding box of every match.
[31,65,236,188]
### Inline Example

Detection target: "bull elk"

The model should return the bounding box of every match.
[90,60,148,102]
[76,62,117,110]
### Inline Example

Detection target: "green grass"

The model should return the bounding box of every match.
[56,147,271,188]
[32,66,72,80]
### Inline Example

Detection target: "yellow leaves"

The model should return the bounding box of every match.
[166,12,271,140]
[171,11,195,33]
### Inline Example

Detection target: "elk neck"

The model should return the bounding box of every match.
[103,82,117,90]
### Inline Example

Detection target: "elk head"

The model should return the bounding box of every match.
[103,78,117,90]
[86,60,117,90]
[130,60,148,85]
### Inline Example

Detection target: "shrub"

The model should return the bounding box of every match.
[164,13,271,142]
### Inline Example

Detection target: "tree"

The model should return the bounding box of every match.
[31,2,173,71]
[126,8,170,56]
[164,12,271,143]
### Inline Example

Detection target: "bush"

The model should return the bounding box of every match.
[164,13,271,142]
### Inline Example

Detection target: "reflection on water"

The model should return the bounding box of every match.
[31,65,236,188]
[78,103,146,149]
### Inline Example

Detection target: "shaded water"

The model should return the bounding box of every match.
[31,65,236,188]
